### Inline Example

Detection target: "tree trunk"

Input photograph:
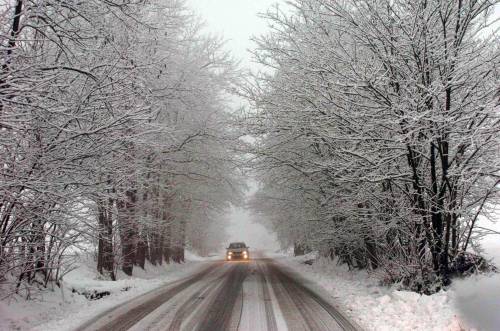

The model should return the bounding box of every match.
[365,237,378,270]
[97,197,115,281]
[135,235,147,270]
[294,242,305,256]
[162,220,171,264]
[117,190,138,276]
[149,231,163,265]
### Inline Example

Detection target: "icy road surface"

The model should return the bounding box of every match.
[76,256,359,331]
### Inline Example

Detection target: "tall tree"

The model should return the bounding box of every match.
[246,0,499,293]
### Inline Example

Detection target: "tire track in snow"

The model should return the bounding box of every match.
[267,260,358,331]
[166,269,228,331]
[196,262,248,330]
[257,261,278,331]
[267,264,310,331]
[77,258,359,331]
[77,262,220,331]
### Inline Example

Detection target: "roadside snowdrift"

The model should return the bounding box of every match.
[278,254,456,330]
[0,252,212,331]
[278,252,499,331]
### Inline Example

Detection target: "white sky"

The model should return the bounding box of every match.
[187,0,282,69]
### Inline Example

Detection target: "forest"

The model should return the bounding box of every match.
[246,0,500,293]
[1,0,499,299]
[0,0,243,297]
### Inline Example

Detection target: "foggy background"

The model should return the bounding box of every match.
[225,181,280,252]
[187,0,283,252]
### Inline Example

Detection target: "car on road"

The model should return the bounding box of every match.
[226,242,249,261]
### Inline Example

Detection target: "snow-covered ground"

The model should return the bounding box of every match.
[0,230,498,331]
[455,215,500,331]
[276,253,460,331]
[0,251,217,331]
[275,218,500,331]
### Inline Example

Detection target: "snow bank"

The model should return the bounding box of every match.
[277,214,500,331]
[278,254,464,331]
[452,214,500,330]
[184,250,222,261]
[0,251,212,331]
[453,274,500,331]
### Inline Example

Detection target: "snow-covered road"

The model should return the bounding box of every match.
[76,257,359,331]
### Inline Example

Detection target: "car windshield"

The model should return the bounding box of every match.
[229,243,246,249]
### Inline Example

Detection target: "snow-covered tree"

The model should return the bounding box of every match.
[0,0,243,297]
[246,0,500,292]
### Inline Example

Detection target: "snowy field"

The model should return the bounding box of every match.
[0,252,216,331]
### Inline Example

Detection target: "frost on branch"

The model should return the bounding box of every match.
[245,0,500,293]
[0,0,243,298]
